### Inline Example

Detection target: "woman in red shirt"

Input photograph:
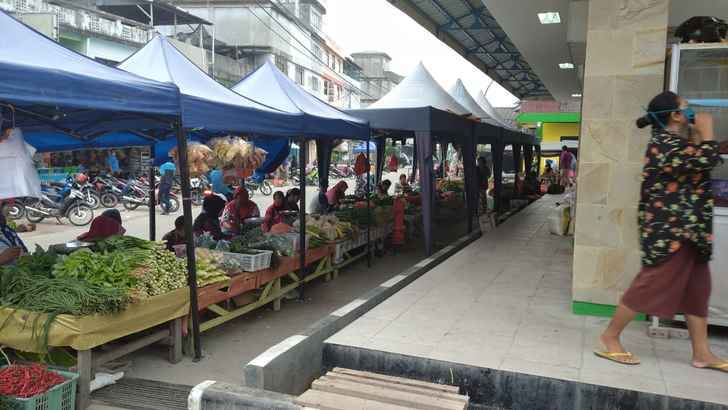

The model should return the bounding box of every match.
[262,191,286,233]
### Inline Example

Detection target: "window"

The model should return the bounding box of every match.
[275,55,288,75]
[311,9,322,30]
[310,76,320,92]
[324,80,334,102]
[312,43,323,60]
[296,66,304,85]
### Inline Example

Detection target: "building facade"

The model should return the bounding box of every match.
[351,51,403,107]
[173,0,362,109]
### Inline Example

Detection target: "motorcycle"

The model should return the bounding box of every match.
[92,175,124,208]
[122,178,180,213]
[190,175,210,206]
[0,198,27,221]
[245,177,273,197]
[24,188,94,226]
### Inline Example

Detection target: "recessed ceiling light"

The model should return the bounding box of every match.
[571,93,582,98]
[559,62,575,69]
[538,12,561,24]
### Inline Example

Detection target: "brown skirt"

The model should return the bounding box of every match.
[622,244,711,318]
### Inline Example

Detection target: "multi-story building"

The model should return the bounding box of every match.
[2,0,361,109]
[171,0,362,109]
[351,51,403,107]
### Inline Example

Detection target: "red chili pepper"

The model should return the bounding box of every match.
[0,364,65,398]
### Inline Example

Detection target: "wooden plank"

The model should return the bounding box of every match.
[319,374,467,404]
[311,379,466,410]
[296,390,414,410]
[330,368,460,394]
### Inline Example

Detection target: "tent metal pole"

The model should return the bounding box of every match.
[298,137,307,300]
[175,120,202,361]
[148,155,156,241]
[366,133,372,267]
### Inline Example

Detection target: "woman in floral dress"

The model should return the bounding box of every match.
[597,91,727,372]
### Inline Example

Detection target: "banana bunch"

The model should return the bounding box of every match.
[334,221,353,239]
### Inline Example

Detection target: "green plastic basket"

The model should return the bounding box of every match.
[0,366,78,410]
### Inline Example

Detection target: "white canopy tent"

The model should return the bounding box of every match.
[369,62,470,116]
[449,79,492,122]
[476,89,510,129]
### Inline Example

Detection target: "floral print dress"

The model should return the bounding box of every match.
[638,128,721,267]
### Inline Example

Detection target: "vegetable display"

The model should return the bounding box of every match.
[52,249,139,291]
[132,243,188,298]
[0,364,65,398]
[195,249,228,286]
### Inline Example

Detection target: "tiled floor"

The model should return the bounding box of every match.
[327,196,728,406]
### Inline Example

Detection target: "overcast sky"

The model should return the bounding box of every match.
[325,0,519,108]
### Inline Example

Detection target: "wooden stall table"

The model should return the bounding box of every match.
[0,287,190,410]
[192,245,334,333]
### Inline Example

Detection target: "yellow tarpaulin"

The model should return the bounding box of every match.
[0,287,190,353]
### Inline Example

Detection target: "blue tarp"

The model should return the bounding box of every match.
[352,141,377,153]
[232,61,369,140]
[26,132,154,153]
[0,10,180,137]
[118,36,302,137]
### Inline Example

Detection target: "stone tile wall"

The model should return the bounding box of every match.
[573,0,670,305]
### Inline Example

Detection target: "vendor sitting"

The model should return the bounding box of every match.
[163,216,186,251]
[394,173,411,194]
[193,193,227,240]
[221,187,260,236]
[262,191,286,233]
[78,209,125,242]
[376,180,392,199]
[285,188,301,213]
[326,181,348,209]
[0,212,27,265]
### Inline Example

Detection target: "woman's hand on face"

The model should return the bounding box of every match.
[694,112,715,142]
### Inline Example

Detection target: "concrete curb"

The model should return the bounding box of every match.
[189,381,301,410]
[323,345,728,410]
[241,231,482,396]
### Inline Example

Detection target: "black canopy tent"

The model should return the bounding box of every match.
[347,106,483,256]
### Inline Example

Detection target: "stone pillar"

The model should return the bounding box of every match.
[572,0,669,310]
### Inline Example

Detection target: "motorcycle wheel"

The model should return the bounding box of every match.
[3,203,24,220]
[260,181,273,196]
[101,192,119,208]
[26,208,45,223]
[168,197,180,213]
[192,190,203,206]
[67,204,94,226]
[123,199,140,211]
[86,192,101,210]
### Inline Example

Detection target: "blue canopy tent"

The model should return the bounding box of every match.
[231,60,373,274]
[118,36,302,137]
[0,10,180,138]
[231,61,369,188]
[352,141,377,154]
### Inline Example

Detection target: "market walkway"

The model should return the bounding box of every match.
[326,196,728,408]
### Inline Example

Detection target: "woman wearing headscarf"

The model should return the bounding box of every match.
[221,187,260,236]
[194,193,227,240]
[262,191,286,233]
[326,181,348,210]
[597,91,726,372]
[78,209,125,242]
[285,188,301,213]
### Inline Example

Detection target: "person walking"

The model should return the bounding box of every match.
[597,91,726,372]
[158,159,176,215]
[559,146,573,186]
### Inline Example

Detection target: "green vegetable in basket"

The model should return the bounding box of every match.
[52,249,139,291]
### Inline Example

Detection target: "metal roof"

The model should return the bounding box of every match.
[386,0,551,99]
[96,0,211,26]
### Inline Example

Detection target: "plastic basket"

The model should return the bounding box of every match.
[0,366,78,410]
[222,249,273,272]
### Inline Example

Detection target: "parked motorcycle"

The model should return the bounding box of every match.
[245,177,273,197]
[92,175,124,208]
[24,188,94,226]
[190,175,210,206]
[122,178,180,213]
[0,198,27,221]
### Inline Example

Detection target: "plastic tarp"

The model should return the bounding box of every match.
[0,287,189,353]
[232,61,369,139]
[252,137,291,182]
[0,10,180,136]
[369,62,470,116]
[352,141,377,153]
[0,128,42,199]
[118,36,301,136]
[449,79,491,122]
[26,132,156,153]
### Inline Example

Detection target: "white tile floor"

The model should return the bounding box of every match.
[327,196,728,406]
